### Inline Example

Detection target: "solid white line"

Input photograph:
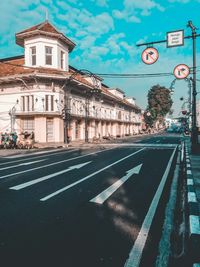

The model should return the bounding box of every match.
[0,149,78,166]
[188,192,197,203]
[93,143,177,148]
[124,147,177,267]
[40,148,145,201]
[0,159,46,171]
[10,161,91,190]
[189,215,200,235]
[0,147,115,180]
[3,148,67,158]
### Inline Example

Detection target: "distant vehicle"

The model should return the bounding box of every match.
[166,127,174,133]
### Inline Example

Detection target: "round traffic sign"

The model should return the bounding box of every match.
[141,47,159,65]
[173,64,190,79]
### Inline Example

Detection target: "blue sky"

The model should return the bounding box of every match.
[1,0,200,115]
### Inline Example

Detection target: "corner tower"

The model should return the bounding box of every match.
[15,20,76,71]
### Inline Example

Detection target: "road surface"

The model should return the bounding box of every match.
[0,133,182,267]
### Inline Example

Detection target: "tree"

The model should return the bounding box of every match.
[145,84,173,127]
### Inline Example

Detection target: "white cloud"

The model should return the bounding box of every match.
[168,0,190,2]
[91,0,109,7]
[169,0,200,2]
[113,0,165,23]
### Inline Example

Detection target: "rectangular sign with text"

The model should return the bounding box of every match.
[167,30,184,48]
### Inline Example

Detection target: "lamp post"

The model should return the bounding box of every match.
[187,21,198,151]
[85,86,101,142]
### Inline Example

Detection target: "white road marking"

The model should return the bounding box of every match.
[0,147,115,180]
[0,149,78,166]
[187,170,192,175]
[188,192,197,203]
[124,146,177,267]
[101,143,177,148]
[0,159,47,171]
[90,164,142,204]
[10,162,91,190]
[187,179,194,185]
[189,215,200,235]
[3,148,68,159]
[40,148,145,202]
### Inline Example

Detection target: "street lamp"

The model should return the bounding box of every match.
[187,20,198,151]
[61,69,101,144]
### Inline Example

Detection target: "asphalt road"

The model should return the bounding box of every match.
[0,133,182,267]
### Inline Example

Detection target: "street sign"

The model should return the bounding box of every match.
[167,30,184,48]
[173,64,190,79]
[141,47,159,65]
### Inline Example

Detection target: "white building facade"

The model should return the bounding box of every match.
[0,21,142,144]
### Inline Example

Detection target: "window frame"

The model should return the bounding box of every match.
[45,46,53,65]
[60,50,65,69]
[30,46,36,66]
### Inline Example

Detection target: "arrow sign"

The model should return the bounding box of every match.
[10,161,91,190]
[174,64,190,79]
[142,47,159,65]
[90,164,143,204]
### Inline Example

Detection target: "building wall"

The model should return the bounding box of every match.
[0,79,142,142]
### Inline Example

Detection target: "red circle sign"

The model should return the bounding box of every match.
[173,64,190,79]
[141,47,159,65]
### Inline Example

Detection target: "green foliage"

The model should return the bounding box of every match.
[145,84,173,126]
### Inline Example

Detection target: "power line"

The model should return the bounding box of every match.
[1,60,200,80]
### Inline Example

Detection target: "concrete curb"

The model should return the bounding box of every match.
[185,145,200,263]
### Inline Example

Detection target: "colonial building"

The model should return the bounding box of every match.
[0,20,142,143]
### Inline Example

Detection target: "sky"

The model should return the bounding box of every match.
[1,0,200,116]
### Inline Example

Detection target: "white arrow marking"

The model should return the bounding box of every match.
[124,147,177,267]
[10,161,91,190]
[0,159,46,171]
[40,148,145,202]
[90,164,142,204]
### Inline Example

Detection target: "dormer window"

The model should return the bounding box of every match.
[45,46,52,65]
[30,46,36,66]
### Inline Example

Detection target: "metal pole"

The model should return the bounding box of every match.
[187,21,198,151]
[63,91,67,144]
[85,96,89,142]
[63,87,71,144]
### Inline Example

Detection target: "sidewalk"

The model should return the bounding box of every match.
[185,139,200,266]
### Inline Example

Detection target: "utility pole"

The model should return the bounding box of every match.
[85,95,89,143]
[187,21,198,151]
[137,21,200,152]
[9,106,16,132]
[62,86,71,144]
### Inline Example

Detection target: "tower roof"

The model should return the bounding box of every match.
[15,20,76,52]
